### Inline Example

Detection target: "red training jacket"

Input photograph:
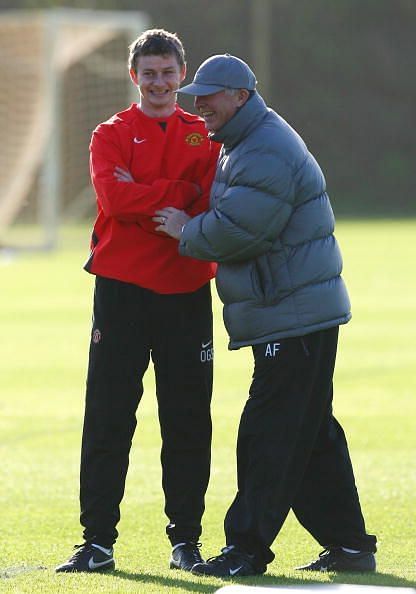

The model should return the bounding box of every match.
[85,103,220,294]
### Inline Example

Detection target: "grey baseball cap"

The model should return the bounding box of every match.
[178,53,257,96]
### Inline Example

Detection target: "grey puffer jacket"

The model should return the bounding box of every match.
[179,92,351,349]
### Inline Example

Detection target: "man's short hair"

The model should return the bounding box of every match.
[128,29,185,73]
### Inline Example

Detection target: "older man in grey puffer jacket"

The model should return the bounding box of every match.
[155,54,376,577]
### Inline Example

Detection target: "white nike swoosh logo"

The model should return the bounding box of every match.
[88,557,113,570]
[202,340,212,348]
[229,565,243,576]
[133,137,146,144]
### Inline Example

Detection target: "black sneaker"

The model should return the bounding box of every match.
[170,542,204,571]
[191,545,266,577]
[296,548,376,572]
[55,543,115,573]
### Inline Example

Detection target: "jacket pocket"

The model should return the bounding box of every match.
[251,256,269,301]
[253,254,274,303]
[216,261,263,304]
[250,260,266,301]
[254,249,294,305]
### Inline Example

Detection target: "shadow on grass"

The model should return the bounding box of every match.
[110,569,218,592]
[328,572,416,589]
[106,569,416,592]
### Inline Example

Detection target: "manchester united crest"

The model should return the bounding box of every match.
[185,132,205,146]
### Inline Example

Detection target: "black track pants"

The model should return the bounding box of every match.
[80,277,213,547]
[224,327,377,564]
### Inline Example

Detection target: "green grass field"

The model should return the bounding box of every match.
[1,220,415,593]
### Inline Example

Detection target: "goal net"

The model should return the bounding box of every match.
[0,8,148,250]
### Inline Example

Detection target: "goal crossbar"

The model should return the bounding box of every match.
[0,8,148,250]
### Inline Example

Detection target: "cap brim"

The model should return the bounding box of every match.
[177,82,227,96]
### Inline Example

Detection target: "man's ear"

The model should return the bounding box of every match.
[236,89,250,107]
[180,62,187,83]
[129,68,138,85]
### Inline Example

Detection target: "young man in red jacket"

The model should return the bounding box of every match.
[56,29,219,574]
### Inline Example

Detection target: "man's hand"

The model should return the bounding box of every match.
[153,207,191,239]
[114,166,134,183]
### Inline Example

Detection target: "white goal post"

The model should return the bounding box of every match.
[0,8,148,250]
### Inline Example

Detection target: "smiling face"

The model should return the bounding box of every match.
[131,54,186,118]
[194,89,249,133]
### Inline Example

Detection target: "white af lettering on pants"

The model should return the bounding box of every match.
[265,342,281,357]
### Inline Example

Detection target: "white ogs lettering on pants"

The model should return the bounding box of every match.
[265,342,281,357]
[200,339,214,363]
